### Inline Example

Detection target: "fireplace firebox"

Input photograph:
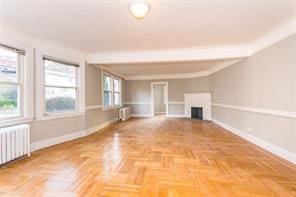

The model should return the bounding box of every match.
[191,107,203,120]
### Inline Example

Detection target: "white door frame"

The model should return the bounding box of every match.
[151,82,169,117]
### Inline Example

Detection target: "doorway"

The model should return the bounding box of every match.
[151,82,168,117]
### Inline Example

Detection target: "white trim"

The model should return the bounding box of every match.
[252,17,296,54]
[85,118,119,135]
[168,101,185,105]
[0,24,86,58]
[125,59,243,80]
[101,70,123,111]
[131,114,153,118]
[0,32,34,127]
[30,130,86,152]
[212,103,296,119]
[35,111,85,121]
[212,119,296,165]
[96,65,125,79]
[0,118,33,128]
[35,48,86,120]
[86,105,103,110]
[184,93,212,120]
[124,101,151,105]
[31,118,119,152]
[126,70,209,80]
[151,82,169,117]
[207,59,244,75]
[87,45,252,64]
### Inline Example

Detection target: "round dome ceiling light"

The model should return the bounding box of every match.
[129,0,150,20]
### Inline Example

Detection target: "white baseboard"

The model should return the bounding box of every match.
[212,119,296,165]
[30,130,86,152]
[131,114,153,118]
[85,118,119,135]
[31,118,119,152]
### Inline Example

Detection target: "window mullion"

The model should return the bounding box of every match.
[45,85,77,89]
[0,81,20,86]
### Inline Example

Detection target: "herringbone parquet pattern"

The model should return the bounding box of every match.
[0,118,296,196]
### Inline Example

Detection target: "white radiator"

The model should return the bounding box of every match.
[0,124,30,165]
[119,107,131,121]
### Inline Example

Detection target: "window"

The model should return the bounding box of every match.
[113,78,120,106]
[44,57,79,114]
[103,71,121,109]
[0,44,25,119]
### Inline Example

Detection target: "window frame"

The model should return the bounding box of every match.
[0,41,34,128]
[0,46,23,120]
[35,50,85,121]
[43,56,79,115]
[113,77,121,107]
[102,71,122,111]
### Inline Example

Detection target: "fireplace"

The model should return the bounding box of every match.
[184,93,211,120]
[191,107,203,120]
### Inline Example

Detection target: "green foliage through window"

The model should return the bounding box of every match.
[46,97,76,112]
[0,98,17,108]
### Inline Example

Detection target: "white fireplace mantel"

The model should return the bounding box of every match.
[184,93,212,120]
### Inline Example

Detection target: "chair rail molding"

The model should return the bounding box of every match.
[212,103,296,119]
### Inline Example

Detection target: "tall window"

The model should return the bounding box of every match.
[103,71,121,109]
[0,44,25,119]
[44,57,79,114]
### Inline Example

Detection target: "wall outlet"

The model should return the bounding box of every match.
[247,128,253,133]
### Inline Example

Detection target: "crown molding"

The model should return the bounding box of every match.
[96,65,126,79]
[251,17,296,54]
[207,58,244,75]
[125,70,209,80]
[0,24,86,59]
[87,45,252,65]
[125,59,243,80]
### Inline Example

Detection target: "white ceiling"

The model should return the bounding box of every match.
[0,0,295,53]
[0,0,295,78]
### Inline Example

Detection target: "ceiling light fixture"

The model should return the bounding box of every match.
[129,0,150,20]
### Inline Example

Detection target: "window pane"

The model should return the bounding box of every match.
[104,91,112,108]
[45,60,77,87]
[103,74,111,91]
[0,83,19,118]
[45,87,77,113]
[113,78,120,92]
[0,47,18,83]
[114,92,120,106]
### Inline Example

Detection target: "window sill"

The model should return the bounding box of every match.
[36,111,85,122]
[0,117,33,128]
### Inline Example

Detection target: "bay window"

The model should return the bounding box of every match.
[103,71,121,110]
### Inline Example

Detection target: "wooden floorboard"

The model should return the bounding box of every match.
[0,118,296,196]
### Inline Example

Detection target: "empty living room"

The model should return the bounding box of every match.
[0,0,296,196]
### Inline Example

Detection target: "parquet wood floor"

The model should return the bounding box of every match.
[1,118,296,196]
